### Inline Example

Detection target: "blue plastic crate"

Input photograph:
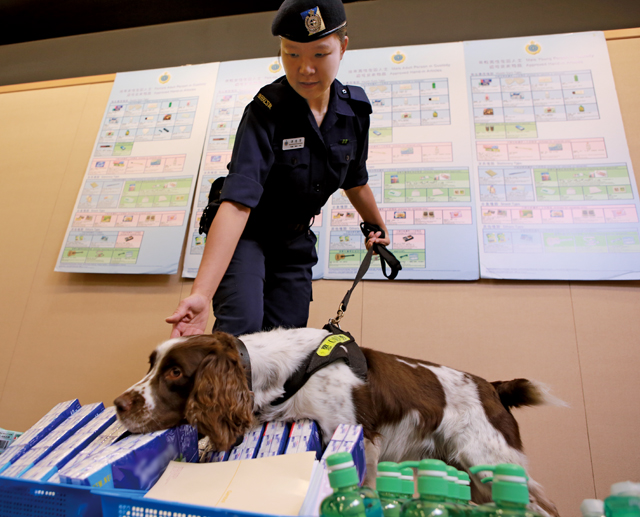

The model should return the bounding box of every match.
[99,489,291,517]
[0,475,102,516]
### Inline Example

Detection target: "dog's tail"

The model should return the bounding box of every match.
[491,379,568,409]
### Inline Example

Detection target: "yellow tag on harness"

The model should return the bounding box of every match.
[317,334,350,356]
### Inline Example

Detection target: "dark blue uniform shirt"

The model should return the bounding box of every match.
[220,76,372,237]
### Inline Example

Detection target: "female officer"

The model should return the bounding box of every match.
[167,0,389,338]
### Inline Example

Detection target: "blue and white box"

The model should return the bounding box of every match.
[205,450,230,463]
[285,419,322,459]
[228,424,265,461]
[0,399,82,474]
[321,424,366,484]
[58,424,198,490]
[1,402,105,479]
[18,405,117,482]
[256,421,290,458]
[60,417,129,477]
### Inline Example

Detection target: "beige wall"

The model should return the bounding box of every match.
[0,28,639,517]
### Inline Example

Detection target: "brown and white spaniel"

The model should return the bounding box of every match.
[114,328,562,516]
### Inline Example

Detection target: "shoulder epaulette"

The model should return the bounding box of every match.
[253,81,290,112]
[342,85,372,115]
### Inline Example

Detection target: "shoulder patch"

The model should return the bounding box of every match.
[345,85,372,115]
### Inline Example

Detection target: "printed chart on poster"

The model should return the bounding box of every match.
[331,42,479,280]
[55,64,219,274]
[465,32,640,280]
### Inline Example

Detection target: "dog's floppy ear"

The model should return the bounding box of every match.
[185,333,254,451]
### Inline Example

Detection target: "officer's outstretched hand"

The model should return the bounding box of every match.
[166,293,210,338]
[365,230,390,253]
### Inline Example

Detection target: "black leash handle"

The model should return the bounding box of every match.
[330,222,402,326]
[360,222,402,280]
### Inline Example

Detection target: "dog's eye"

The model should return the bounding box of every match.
[166,367,182,380]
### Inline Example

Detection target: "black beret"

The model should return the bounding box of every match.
[272,0,346,42]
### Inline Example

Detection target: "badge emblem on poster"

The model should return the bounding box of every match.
[283,137,305,150]
[269,61,282,74]
[525,41,542,55]
[158,72,172,84]
[301,7,325,36]
[391,51,406,64]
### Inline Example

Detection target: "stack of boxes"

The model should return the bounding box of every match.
[0,399,82,474]
[1,400,368,495]
[0,400,198,490]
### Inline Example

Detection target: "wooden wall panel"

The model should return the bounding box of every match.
[0,84,94,403]
[570,283,640,499]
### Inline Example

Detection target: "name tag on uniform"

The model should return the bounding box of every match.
[283,137,305,150]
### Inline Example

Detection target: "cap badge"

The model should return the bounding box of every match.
[301,7,326,36]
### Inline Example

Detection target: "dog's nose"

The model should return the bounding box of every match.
[114,394,132,414]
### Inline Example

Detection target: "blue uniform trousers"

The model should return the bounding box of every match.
[211,230,318,336]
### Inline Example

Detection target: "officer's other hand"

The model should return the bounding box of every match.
[166,293,210,338]
[365,230,390,252]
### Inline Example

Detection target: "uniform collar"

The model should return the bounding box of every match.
[277,77,355,141]
[277,76,355,118]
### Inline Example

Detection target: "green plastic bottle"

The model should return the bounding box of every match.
[468,464,541,517]
[604,482,640,517]
[399,467,416,503]
[442,465,467,517]
[456,470,473,515]
[321,452,368,517]
[377,462,404,517]
[401,459,450,517]
[444,467,461,501]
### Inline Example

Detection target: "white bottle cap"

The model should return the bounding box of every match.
[580,499,604,516]
[610,482,640,497]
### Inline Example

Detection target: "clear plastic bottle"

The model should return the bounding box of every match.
[399,467,416,503]
[468,463,542,517]
[604,482,640,517]
[320,452,367,517]
[376,462,404,517]
[401,459,450,517]
[360,477,384,517]
[581,499,605,517]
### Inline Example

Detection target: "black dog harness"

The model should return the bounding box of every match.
[230,327,366,448]
[269,323,368,407]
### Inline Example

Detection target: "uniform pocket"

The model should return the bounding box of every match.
[328,142,355,185]
[271,146,312,194]
[273,146,310,170]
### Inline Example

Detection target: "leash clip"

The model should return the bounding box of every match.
[329,303,345,327]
